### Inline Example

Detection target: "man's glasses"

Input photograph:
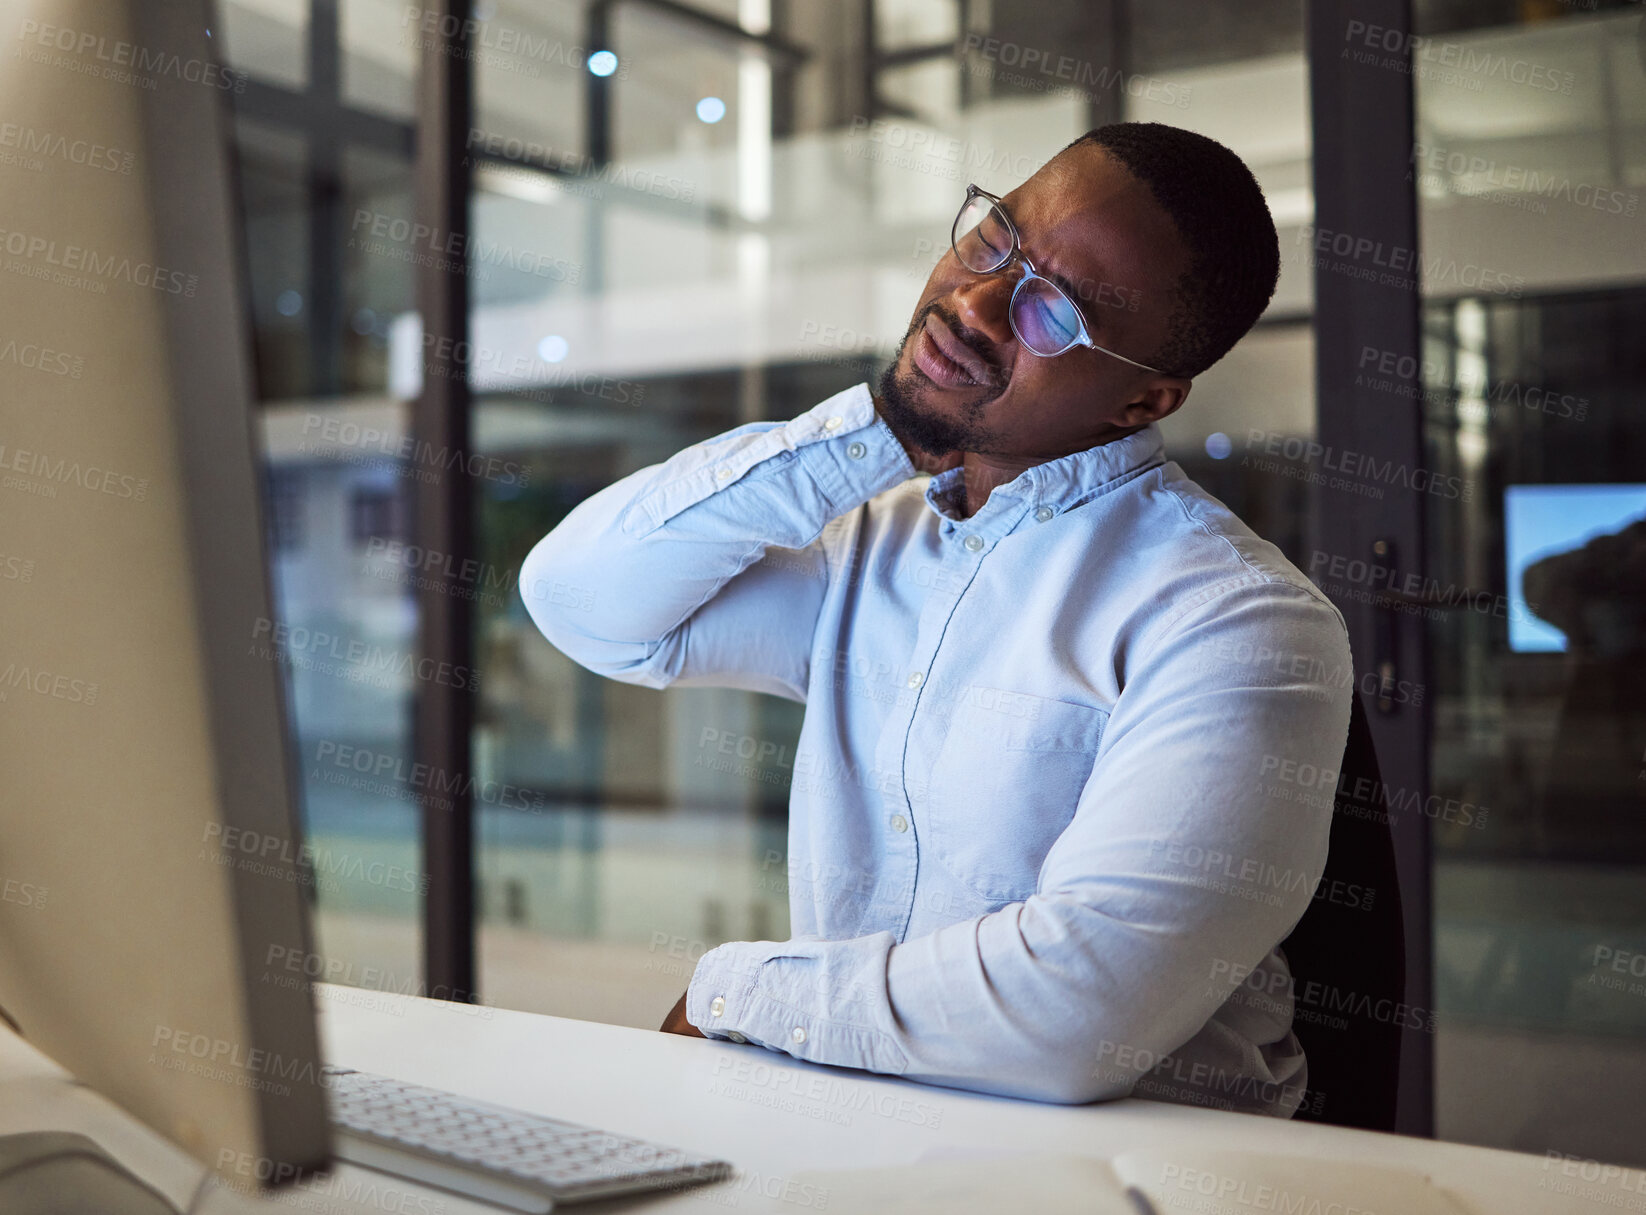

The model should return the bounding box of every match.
[950,183,1166,374]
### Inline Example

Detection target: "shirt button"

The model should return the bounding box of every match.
[906,671,923,688]
[715,467,733,480]
[890,814,909,833]
[791,1026,807,1045]
[964,534,984,552]
[846,441,867,459]
[823,416,843,430]
[1035,505,1054,522]
[727,1031,747,1043]
[709,996,725,1018]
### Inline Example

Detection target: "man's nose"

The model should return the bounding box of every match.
[950,269,1016,347]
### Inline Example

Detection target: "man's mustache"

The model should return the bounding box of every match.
[911,301,1009,388]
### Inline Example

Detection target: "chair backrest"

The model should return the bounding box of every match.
[1278,692,1405,1130]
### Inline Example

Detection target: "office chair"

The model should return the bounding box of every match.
[1278,692,1406,1131]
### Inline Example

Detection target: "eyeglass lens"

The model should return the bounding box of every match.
[952,193,1085,356]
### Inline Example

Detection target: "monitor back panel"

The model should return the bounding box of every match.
[0,0,328,1180]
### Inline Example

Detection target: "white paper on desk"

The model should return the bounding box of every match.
[1112,1148,1481,1215]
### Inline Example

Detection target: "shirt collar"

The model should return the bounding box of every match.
[922,422,1167,541]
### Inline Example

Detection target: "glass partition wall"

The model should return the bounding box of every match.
[223,0,427,999]
[1408,1,1646,1166]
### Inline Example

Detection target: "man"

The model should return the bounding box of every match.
[520,122,1353,1115]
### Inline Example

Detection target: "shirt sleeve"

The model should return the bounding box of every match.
[684,578,1353,1104]
[519,383,915,702]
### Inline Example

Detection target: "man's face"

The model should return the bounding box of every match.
[877,143,1193,462]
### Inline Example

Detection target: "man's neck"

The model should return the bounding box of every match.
[952,456,1031,520]
[949,422,1151,520]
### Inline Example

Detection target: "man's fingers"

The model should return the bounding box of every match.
[659,990,689,1032]
[660,990,706,1036]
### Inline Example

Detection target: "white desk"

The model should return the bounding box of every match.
[313,984,1633,1215]
[0,984,1633,1213]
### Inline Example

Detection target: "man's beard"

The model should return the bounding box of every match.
[876,302,1008,457]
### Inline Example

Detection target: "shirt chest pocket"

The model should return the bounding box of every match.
[919,695,1110,905]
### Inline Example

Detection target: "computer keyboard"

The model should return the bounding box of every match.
[323,1066,733,1212]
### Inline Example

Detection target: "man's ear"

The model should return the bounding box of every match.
[1119,377,1192,429]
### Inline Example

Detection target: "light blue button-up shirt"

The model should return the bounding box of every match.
[521,382,1353,1114]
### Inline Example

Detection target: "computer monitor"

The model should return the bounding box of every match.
[0,0,329,1189]
[1503,484,1646,653]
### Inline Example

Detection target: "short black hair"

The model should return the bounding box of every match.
[1062,122,1279,379]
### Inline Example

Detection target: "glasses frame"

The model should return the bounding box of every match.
[950,183,1167,375]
